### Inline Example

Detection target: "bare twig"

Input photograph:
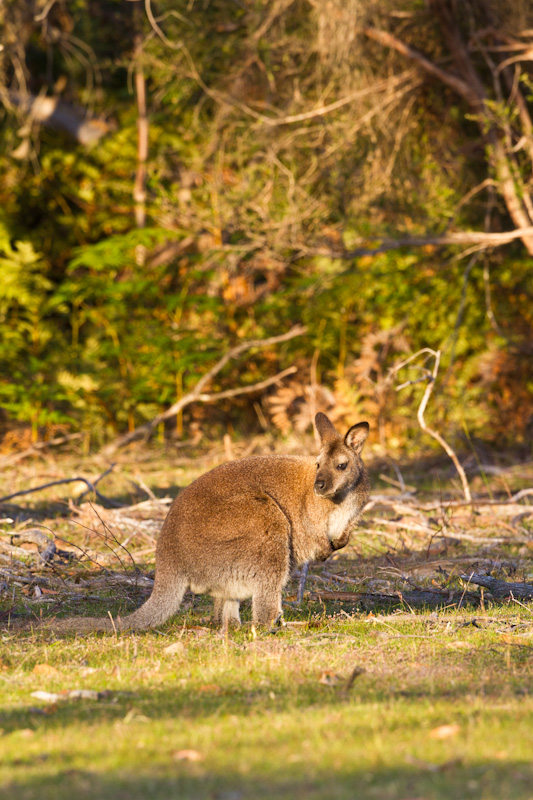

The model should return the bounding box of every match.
[77,465,116,502]
[143,0,185,51]
[362,11,533,255]
[87,502,139,578]
[182,44,418,127]
[391,349,472,504]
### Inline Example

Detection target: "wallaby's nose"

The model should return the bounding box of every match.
[315,478,325,490]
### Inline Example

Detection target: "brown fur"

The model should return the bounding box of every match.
[43,413,370,634]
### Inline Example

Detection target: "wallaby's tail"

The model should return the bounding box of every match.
[19,575,188,635]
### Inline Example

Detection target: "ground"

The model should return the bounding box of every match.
[0,439,532,800]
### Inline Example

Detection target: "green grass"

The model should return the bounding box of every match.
[1,601,533,800]
[1,449,533,800]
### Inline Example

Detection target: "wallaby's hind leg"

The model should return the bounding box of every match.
[252,590,283,627]
[213,598,241,629]
[212,597,224,625]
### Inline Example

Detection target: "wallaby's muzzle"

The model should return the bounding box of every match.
[314,475,335,498]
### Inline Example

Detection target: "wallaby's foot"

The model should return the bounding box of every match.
[268,611,286,634]
[213,598,241,629]
[252,591,283,628]
[246,613,285,638]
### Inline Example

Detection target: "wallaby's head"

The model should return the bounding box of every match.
[314,412,369,500]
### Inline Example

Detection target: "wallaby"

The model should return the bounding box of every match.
[45,413,370,634]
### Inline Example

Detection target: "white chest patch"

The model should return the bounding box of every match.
[327,501,356,540]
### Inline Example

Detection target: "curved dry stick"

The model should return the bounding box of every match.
[393,349,472,504]
[103,325,306,454]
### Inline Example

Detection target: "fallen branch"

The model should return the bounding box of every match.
[0,470,123,508]
[308,588,478,609]
[9,528,58,563]
[460,573,533,600]
[298,227,533,260]
[103,325,306,454]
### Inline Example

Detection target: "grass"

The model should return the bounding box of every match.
[2,600,533,799]
[1,446,533,799]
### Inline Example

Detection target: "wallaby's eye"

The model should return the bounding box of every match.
[316,463,320,470]
[337,463,348,471]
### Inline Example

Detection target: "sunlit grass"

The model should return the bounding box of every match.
[1,451,533,799]
[1,598,533,800]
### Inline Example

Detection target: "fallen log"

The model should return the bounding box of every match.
[307,588,479,610]
[460,573,533,600]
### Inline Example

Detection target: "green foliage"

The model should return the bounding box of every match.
[0,0,532,449]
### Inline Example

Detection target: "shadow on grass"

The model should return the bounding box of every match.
[0,645,530,735]
[2,759,533,800]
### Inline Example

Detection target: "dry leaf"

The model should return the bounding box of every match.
[164,642,186,655]
[429,724,460,740]
[318,670,341,686]
[32,664,59,677]
[31,691,64,703]
[16,729,35,738]
[173,749,205,762]
[198,684,221,694]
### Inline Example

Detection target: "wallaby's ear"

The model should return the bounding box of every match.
[315,412,339,444]
[344,421,369,454]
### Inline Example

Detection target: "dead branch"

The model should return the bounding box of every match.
[362,8,533,255]
[0,569,51,588]
[143,0,185,51]
[9,528,57,562]
[297,227,533,261]
[183,43,419,127]
[103,325,306,454]
[0,469,123,508]
[362,26,476,102]
[77,465,116,503]
[252,0,296,41]
[461,573,533,600]
[308,588,478,609]
[392,349,472,503]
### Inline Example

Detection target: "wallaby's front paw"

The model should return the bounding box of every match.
[268,612,286,634]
